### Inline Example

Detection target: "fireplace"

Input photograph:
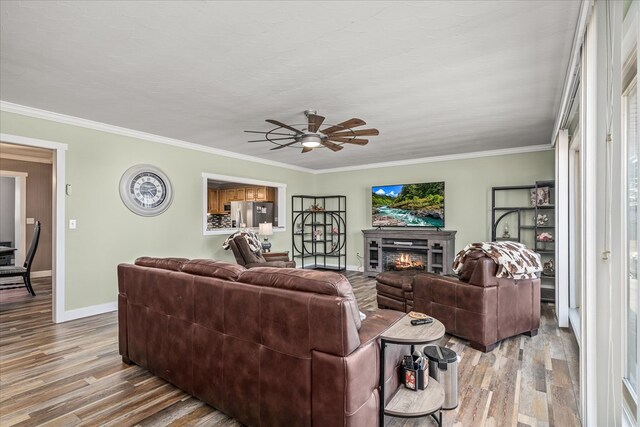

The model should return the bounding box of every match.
[363,229,456,277]
[383,248,427,271]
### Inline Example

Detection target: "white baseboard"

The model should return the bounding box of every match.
[568,307,581,346]
[58,301,117,323]
[32,270,52,278]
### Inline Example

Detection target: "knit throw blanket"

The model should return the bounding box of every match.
[222,230,262,253]
[452,241,542,279]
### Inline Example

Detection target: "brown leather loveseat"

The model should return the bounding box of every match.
[412,252,540,352]
[118,257,405,426]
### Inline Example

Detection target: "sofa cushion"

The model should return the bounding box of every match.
[181,259,246,281]
[239,267,362,329]
[134,256,189,271]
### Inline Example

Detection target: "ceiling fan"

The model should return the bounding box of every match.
[245,110,379,153]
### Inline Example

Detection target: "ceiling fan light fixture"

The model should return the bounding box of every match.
[301,134,322,148]
[245,111,378,154]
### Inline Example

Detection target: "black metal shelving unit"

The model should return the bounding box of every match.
[491,181,556,302]
[292,195,347,270]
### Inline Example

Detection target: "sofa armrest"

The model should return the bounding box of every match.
[263,252,290,262]
[311,309,406,427]
[358,309,405,345]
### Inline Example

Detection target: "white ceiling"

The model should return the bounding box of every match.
[0,1,581,170]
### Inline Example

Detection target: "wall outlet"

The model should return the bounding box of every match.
[26,218,35,225]
[69,219,77,229]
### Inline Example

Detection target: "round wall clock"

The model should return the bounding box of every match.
[119,164,173,216]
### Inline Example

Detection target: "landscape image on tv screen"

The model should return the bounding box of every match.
[372,182,444,227]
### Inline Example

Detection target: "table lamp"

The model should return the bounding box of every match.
[258,222,273,252]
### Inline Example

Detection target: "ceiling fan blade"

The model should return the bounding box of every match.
[266,119,304,135]
[321,140,344,152]
[302,147,313,153]
[325,128,379,137]
[320,118,366,135]
[327,137,369,145]
[247,136,296,143]
[270,140,299,150]
[307,114,325,133]
[245,130,297,137]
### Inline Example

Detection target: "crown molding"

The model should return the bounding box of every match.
[1,101,552,176]
[0,153,53,164]
[312,144,553,174]
[0,101,314,173]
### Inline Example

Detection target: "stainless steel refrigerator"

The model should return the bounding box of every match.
[230,201,276,227]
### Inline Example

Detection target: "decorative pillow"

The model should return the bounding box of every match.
[222,230,262,253]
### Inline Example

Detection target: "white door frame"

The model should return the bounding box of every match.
[555,129,569,328]
[0,171,27,266]
[0,133,67,323]
[568,129,582,343]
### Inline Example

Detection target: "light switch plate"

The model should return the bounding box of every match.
[69,219,77,229]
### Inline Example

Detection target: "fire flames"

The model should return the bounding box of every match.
[392,253,425,271]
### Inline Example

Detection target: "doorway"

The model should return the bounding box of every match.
[0,171,27,271]
[0,145,53,286]
[0,134,66,322]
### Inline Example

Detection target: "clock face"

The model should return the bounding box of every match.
[131,172,166,208]
[119,165,173,216]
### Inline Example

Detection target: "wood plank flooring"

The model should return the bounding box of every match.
[0,273,580,426]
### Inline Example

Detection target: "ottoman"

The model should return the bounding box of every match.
[376,270,421,312]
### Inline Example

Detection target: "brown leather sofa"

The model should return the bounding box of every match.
[412,252,540,352]
[118,257,405,426]
[228,234,296,268]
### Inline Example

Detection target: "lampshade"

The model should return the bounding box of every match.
[301,135,321,148]
[259,222,273,236]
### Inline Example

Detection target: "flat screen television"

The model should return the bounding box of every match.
[372,182,445,228]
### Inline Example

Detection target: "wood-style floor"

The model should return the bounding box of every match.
[0,273,580,426]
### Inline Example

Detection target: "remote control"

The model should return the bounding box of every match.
[411,318,433,326]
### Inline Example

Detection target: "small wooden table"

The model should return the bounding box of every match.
[379,314,446,426]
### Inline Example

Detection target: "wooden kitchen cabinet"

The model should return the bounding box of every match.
[245,186,275,201]
[207,189,219,213]
[245,187,257,201]
[265,187,275,202]
[225,188,245,202]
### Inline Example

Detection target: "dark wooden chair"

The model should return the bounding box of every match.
[0,221,41,296]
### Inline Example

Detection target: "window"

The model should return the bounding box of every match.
[625,77,638,398]
[623,3,639,417]
[201,173,287,236]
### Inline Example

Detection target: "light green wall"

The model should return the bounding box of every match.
[0,110,555,311]
[0,111,314,310]
[314,151,555,267]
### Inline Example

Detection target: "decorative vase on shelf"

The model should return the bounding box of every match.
[502,222,510,238]
[331,227,339,252]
